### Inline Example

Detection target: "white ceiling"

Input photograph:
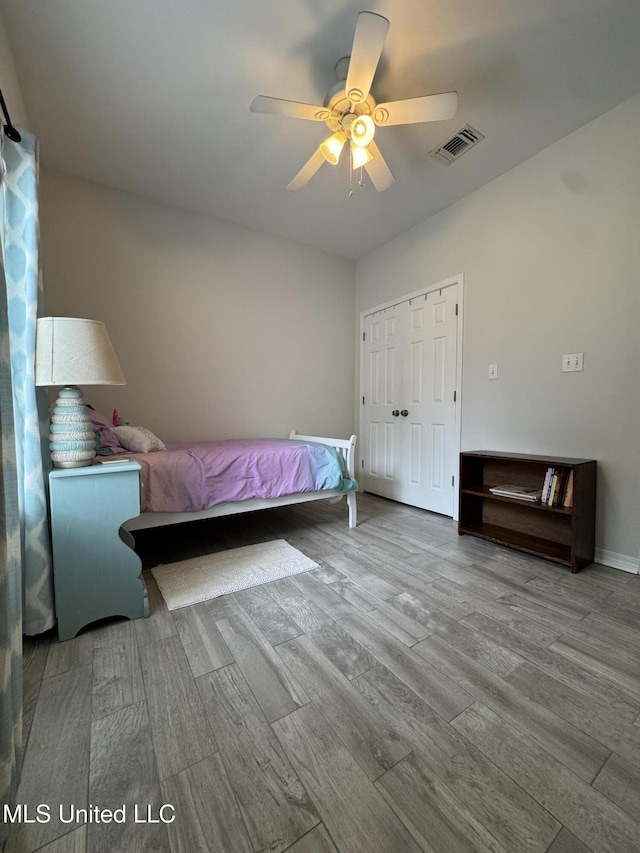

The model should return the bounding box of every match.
[2,0,640,260]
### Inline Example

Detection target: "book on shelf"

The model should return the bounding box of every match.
[488,484,542,501]
[562,470,574,508]
[540,465,574,507]
[557,468,570,505]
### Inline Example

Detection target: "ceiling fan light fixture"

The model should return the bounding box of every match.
[351,143,373,169]
[250,12,451,192]
[351,114,375,147]
[319,131,346,165]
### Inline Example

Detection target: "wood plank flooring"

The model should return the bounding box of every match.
[7,493,640,853]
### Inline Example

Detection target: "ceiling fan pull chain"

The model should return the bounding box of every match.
[359,166,365,187]
[348,144,354,197]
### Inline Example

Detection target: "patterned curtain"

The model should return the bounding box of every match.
[2,129,55,636]
[0,144,24,841]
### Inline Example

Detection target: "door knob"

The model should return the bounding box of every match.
[392,410,400,417]
[400,409,409,417]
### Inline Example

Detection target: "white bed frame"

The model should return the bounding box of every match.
[124,431,358,531]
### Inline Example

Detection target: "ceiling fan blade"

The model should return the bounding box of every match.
[373,92,458,126]
[287,149,325,191]
[250,96,330,122]
[364,140,395,192]
[345,12,390,106]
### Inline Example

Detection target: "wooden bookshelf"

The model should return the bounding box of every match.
[458,451,596,572]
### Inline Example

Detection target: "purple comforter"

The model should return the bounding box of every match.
[129,438,356,513]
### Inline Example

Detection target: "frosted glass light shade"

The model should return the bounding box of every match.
[351,115,375,147]
[319,131,346,166]
[352,143,373,169]
[35,317,126,387]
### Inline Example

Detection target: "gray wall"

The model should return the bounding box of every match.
[356,95,640,567]
[0,11,29,127]
[39,169,356,443]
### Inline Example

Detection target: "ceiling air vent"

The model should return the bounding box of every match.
[431,124,484,164]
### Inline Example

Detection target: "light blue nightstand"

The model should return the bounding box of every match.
[49,461,149,641]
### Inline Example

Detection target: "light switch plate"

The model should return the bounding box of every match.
[488,364,498,380]
[562,353,584,372]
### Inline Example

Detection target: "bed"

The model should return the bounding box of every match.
[120,430,358,531]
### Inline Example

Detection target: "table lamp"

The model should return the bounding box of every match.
[35,317,126,467]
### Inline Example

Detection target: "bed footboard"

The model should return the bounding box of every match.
[290,430,358,528]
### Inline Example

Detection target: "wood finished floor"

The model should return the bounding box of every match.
[8,493,640,853]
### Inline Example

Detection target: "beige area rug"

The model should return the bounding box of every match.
[151,539,319,610]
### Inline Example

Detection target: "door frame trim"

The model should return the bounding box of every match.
[359,273,464,521]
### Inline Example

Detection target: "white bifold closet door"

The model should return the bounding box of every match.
[362,282,458,516]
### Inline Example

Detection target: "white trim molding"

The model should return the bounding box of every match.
[594,548,639,574]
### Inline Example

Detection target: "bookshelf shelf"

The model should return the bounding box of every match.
[458,451,596,573]
[461,485,573,515]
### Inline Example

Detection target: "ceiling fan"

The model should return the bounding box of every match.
[250,11,458,192]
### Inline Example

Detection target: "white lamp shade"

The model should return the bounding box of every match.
[35,317,126,387]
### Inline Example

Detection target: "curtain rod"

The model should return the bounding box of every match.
[0,88,22,143]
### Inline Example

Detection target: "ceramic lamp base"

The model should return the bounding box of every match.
[49,386,96,468]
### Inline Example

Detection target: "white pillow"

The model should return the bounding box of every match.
[113,425,166,453]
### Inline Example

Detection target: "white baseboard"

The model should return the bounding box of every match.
[594,548,638,574]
